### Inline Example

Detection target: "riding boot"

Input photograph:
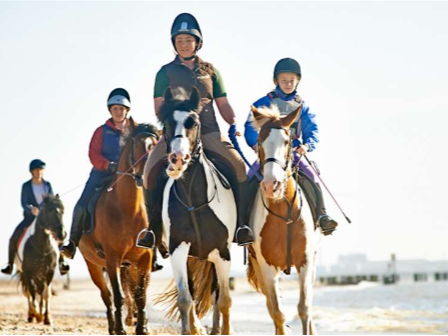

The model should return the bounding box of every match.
[315,183,338,235]
[1,240,17,274]
[1,225,26,275]
[234,181,255,246]
[243,176,261,232]
[60,207,85,259]
[137,179,169,259]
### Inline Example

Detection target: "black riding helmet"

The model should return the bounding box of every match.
[29,159,46,171]
[274,58,302,79]
[171,13,203,51]
[107,88,131,110]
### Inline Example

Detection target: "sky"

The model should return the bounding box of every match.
[0,1,447,279]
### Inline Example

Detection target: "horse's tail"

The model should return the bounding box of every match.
[247,247,264,294]
[15,271,28,295]
[154,258,216,321]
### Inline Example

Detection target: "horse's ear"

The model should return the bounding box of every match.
[55,194,60,198]
[280,106,301,129]
[164,87,173,103]
[190,87,200,110]
[251,105,266,130]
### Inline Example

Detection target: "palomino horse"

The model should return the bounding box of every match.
[79,119,159,335]
[246,105,323,335]
[15,195,66,325]
[156,87,236,335]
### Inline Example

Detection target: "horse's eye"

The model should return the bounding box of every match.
[184,117,197,129]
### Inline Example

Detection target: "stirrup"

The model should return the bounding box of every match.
[136,229,155,249]
[60,241,76,260]
[318,215,338,236]
[236,226,254,246]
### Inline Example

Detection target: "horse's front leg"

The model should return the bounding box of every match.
[297,252,318,335]
[106,256,127,335]
[43,283,52,325]
[134,252,151,335]
[212,256,233,335]
[170,242,193,335]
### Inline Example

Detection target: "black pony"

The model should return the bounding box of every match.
[15,195,66,325]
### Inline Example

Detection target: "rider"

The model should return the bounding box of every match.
[60,88,133,259]
[137,13,254,249]
[2,159,70,275]
[244,58,338,235]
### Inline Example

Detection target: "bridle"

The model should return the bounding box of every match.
[116,132,159,188]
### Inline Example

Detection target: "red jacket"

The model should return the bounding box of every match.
[89,119,123,171]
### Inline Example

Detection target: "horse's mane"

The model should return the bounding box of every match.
[43,195,64,211]
[131,122,159,140]
[251,105,282,130]
[158,88,202,124]
[120,121,160,147]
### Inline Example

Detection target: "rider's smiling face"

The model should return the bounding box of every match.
[175,34,197,59]
[109,105,128,124]
[276,72,300,95]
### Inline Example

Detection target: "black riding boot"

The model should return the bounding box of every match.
[1,222,29,275]
[297,171,338,235]
[1,237,18,274]
[243,176,261,233]
[60,207,85,259]
[315,183,338,235]
[137,179,169,261]
[234,181,255,246]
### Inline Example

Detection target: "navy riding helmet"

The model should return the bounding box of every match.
[171,13,203,51]
[29,159,46,171]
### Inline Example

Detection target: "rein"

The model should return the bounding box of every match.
[107,133,158,192]
[172,151,218,260]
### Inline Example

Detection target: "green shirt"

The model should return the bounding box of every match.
[154,66,227,99]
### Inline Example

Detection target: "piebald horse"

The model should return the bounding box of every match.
[79,119,159,335]
[247,105,323,335]
[15,195,66,326]
[156,87,236,335]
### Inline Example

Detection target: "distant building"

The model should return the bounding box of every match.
[317,254,448,285]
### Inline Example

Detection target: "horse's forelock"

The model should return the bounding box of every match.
[252,105,281,130]
[159,92,202,127]
[44,195,64,211]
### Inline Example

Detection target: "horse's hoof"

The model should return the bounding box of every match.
[35,314,44,323]
[125,317,134,327]
[27,316,35,323]
[210,327,221,335]
[44,318,52,326]
[115,329,126,335]
[136,324,151,335]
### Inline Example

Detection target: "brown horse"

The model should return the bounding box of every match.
[246,105,323,335]
[79,119,159,335]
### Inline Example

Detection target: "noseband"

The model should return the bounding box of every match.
[165,121,203,162]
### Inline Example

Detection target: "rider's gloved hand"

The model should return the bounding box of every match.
[108,162,118,174]
[229,123,243,137]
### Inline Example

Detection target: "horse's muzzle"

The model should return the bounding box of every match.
[261,180,284,200]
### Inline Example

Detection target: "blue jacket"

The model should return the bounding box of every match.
[244,87,319,151]
[21,179,53,222]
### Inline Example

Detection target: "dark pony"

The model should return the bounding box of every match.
[16,195,66,325]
